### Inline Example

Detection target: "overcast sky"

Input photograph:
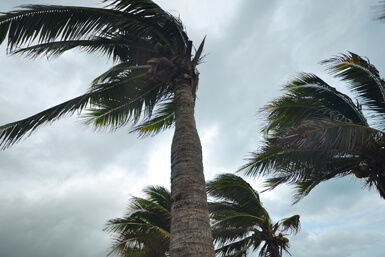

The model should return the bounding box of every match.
[1,1,385,257]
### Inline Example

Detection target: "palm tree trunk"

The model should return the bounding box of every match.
[170,80,215,257]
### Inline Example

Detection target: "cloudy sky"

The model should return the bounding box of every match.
[1,0,385,257]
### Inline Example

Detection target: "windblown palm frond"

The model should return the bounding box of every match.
[264,72,367,135]
[131,98,175,136]
[242,52,385,202]
[208,174,300,257]
[322,52,385,123]
[105,185,171,257]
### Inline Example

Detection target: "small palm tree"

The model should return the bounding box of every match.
[241,52,385,202]
[105,186,171,257]
[0,1,213,256]
[207,174,300,257]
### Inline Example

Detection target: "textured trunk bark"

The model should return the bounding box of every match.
[169,81,215,257]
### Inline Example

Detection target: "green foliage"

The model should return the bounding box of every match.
[105,186,171,257]
[208,174,300,257]
[242,52,385,202]
[0,0,206,149]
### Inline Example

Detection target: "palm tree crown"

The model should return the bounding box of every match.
[105,186,171,257]
[207,174,300,257]
[241,52,385,202]
[0,0,204,147]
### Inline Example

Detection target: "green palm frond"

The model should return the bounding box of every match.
[0,68,166,149]
[84,72,173,130]
[214,235,254,257]
[103,0,189,51]
[0,3,183,47]
[280,119,385,154]
[278,215,300,234]
[264,72,367,134]
[321,52,385,120]
[212,226,251,245]
[142,186,172,212]
[0,5,123,51]
[105,185,171,257]
[0,78,135,149]
[92,63,151,85]
[206,173,264,216]
[132,98,175,137]
[13,34,156,63]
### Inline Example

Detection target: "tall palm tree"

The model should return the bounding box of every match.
[0,1,214,256]
[105,186,171,257]
[207,174,300,257]
[241,52,385,202]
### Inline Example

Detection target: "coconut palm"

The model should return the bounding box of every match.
[241,52,385,202]
[0,1,214,256]
[207,174,300,257]
[105,186,171,257]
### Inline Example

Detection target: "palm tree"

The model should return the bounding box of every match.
[241,52,385,202]
[207,174,300,257]
[105,186,171,257]
[0,1,214,256]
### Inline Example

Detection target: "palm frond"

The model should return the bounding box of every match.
[131,98,175,137]
[279,119,385,154]
[278,215,300,234]
[84,71,173,130]
[12,33,155,63]
[103,0,189,52]
[214,236,253,257]
[0,5,123,51]
[92,62,151,85]
[192,36,206,68]
[212,226,251,245]
[142,186,171,212]
[264,72,367,135]
[207,174,264,217]
[322,52,385,121]
[0,3,188,58]
[105,185,171,257]
[0,79,132,149]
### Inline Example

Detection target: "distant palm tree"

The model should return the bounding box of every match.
[105,186,171,257]
[0,1,213,256]
[241,52,385,202]
[207,174,300,257]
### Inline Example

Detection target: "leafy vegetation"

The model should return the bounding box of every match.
[208,174,300,257]
[241,52,385,202]
[105,186,171,257]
